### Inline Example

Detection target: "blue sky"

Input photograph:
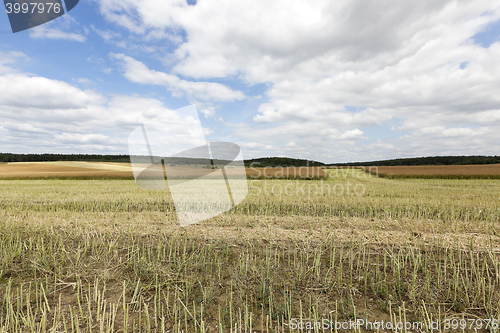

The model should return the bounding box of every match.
[1,0,500,163]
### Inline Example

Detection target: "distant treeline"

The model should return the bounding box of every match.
[331,155,500,166]
[243,157,325,168]
[3,153,499,167]
[0,153,131,163]
[0,154,327,168]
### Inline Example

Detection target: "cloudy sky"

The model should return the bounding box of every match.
[1,0,499,163]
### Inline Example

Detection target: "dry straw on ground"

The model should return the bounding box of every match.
[0,167,499,332]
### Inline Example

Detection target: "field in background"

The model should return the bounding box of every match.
[0,162,134,178]
[0,162,327,180]
[363,164,500,179]
[246,166,327,179]
[0,168,500,332]
[3,162,500,179]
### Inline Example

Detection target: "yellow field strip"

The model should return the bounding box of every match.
[7,161,134,171]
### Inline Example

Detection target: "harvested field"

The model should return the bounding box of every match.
[0,162,134,179]
[0,162,328,180]
[1,172,500,332]
[363,163,500,179]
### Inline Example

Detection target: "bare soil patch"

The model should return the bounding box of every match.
[363,164,500,178]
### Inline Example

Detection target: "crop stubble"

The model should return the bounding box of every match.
[0,168,499,332]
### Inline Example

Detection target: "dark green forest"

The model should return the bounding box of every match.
[0,153,326,167]
[1,153,499,167]
[244,157,325,167]
[0,153,131,163]
[330,155,500,166]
